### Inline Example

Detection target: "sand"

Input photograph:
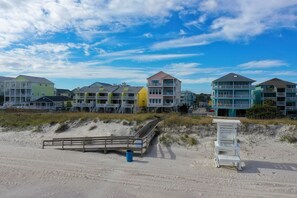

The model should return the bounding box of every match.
[0,121,297,198]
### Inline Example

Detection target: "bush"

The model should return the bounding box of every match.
[246,104,283,119]
[89,125,97,131]
[55,123,69,133]
[280,135,297,143]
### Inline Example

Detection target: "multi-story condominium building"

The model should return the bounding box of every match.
[180,90,196,106]
[147,71,181,111]
[253,78,297,116]
[3,75,55,107]
[113,86,147,113]
[212,73,255,117]
[72,84,147,113]
[56,89,74,99]
[0,76,13,105]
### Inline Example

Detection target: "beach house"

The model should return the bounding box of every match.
[180,90,197,107]
[253,78,297,116]
[147,71,181,111]
[0,76,13,105]
[72,84,147,113]
[3,75,55,107]
[212,73,255,117]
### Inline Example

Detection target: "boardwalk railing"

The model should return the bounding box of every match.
[42,118,162,156]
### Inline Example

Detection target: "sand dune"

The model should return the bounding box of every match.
[0,121,297,197]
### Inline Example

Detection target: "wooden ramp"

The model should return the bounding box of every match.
[42,118,162,156]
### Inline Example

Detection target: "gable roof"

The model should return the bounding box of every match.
[257,78,296,88]
[213,73,255,83]
[17,75,54,84]
[33,96,71,103]
[147,71,181,82]
[74,85,119,93]
[89,82,112,87]
[56,89,74,96]
[113,86,143,94]
[0,76,14,82]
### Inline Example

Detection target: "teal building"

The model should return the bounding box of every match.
[212,73,255,117]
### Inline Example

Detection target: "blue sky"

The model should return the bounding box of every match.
[0,0,297,93]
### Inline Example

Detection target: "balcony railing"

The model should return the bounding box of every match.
[163,83,175,87]
[277,92,286,97]
[286,97,297,101]
[97,96,108,99]
[213,85,253,89]
[163,92,174,96]
[214,104,233,107]
[263,96,276,100]
[286,88,297,93]
[217,94,233,98]
[276,101,286,106]
[122,96,135,100]
[147,83,162,87]
[286,106,297,110]
[234,104,250,108]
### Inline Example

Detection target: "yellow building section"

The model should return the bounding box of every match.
[137,87,148,107]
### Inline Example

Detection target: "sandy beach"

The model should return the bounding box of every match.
[0,121,297,198]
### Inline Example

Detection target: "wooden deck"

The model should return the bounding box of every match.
[42,118,162,156]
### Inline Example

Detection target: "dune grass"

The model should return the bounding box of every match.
[0,111,297,130]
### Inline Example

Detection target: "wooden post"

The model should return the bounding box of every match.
[127,137,130,148]
[104,139,107,154]
[62,140,64,150]
[42,141,44,149]
[83,138,85,152]
[140,139,143,157]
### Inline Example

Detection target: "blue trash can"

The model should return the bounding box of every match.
[126,150,133,162]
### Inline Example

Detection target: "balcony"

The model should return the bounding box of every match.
[276,101,286,106]
[263,88,276,93]
[234,104,250,109]
[213,85,253,90]
[234,95,251,99]
[147,83,162,87]
[163,92,174,96]
[122,96,135,100]
[286,97,297,102]
[217,94,233,98]
[276,92,286,97]
[97,96,108,99]
[163,83,175,87]
[286,106,297,110]
[263,96,276,100]
[214,104,233,108]
[286,88,297,93]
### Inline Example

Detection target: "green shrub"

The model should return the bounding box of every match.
[280,135,297,143]
[55,123,69,133]
[89,125,97,131]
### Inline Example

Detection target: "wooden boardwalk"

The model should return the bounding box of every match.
[42,118,162,156]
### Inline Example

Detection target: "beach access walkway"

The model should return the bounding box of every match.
[42,118,162,156]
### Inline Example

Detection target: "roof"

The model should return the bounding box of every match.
[17,75,54,84]
[113,86,143,94]
[0,76,14,82]
[74,85,119,93]
[89,82,112,87]
[33,96,72,103]
[56,89,74,95]
[147,71,181,82]
[212,73,255,83]
[257,78,297,88]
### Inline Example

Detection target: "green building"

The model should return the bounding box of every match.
[4,75,55,107]
[253,78,297,116]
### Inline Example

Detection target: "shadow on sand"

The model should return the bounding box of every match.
[240,160,297,173]
[145,137,176,160]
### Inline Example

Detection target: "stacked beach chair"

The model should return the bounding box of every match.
[213,119,242,170]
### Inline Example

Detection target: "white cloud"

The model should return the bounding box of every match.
[0,0,195,48]
[179,29,187,36]
[181,77,216,84]
[153,0,297,49]
[143,32,153,38]
[162,62,223,77]
[238,60,288,69]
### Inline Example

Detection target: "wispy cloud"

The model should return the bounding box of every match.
[163,62,221,76]
[238,60,288,69]
[152,0,297,49]
[181,77,216,84]
[0,0,196,48]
